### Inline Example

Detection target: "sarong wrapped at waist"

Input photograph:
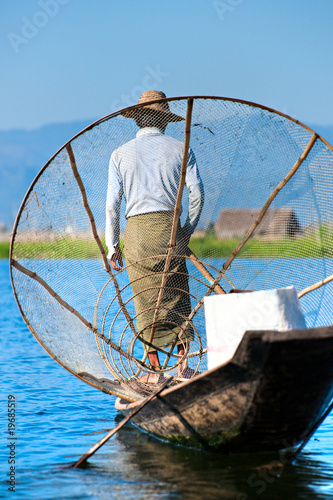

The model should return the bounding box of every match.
[123,211,193,352]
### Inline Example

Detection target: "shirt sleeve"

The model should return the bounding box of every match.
[183,148,205,235]
[105,152,123,259]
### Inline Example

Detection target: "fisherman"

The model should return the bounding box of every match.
[105,90,204,382]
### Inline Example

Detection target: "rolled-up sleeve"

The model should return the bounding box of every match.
[183,149,205,235]
[105,152,123,259]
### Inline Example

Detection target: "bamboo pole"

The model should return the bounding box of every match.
[220,133,318,275]
[66,143,137,337]
[185,247,225,294]
[146,98,194,358]
[169,99,194,249]
[178,132,319,331]
[73,377,171,468]
[298,273,333,298]
[66,144,109,269]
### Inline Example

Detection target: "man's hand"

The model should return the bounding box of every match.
[109,244,123,271]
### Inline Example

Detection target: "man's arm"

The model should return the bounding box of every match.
[183,149,205,236]
[105,153,124,270]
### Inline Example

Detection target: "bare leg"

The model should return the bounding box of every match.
[142,345,199,382]
[177,344,186,377]
[139,351,162,384]
[148,351,160,369]
[177,344,200,379]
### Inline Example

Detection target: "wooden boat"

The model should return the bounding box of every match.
[9,95,333,462]
[115,326,333,453]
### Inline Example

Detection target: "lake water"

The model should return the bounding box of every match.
[1,258,333,499]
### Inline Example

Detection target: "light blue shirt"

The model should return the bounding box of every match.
[105,127,204,258]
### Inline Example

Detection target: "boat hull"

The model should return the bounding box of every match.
[115,326,333,452]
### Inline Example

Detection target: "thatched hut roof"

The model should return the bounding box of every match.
[214,208,301,239]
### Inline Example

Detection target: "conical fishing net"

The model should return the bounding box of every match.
[10,96,333,401]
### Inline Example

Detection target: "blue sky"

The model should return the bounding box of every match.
[1,0,333,130]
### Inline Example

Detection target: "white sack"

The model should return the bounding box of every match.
[204,286,306,370]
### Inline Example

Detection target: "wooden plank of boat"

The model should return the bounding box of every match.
[115,326,333,452]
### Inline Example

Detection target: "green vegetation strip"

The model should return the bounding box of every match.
[5,232,333,260]
[0,242,10,259]
[189,234,333,258]
[11,239,102,260]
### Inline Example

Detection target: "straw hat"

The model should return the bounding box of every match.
[121,90,183,122]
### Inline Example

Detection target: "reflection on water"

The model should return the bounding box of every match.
[1,259,333,499]
[113,424,333,499]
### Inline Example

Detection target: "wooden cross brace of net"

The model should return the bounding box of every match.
[66,143,138,340]
[10,259,136,365]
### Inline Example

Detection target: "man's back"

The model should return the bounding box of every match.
[111,127,199,220]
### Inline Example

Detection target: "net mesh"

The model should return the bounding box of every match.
[10,96,333,401]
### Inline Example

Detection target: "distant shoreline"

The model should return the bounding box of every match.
[4,232,332,260]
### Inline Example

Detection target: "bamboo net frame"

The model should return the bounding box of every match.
[10,95,333,400]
